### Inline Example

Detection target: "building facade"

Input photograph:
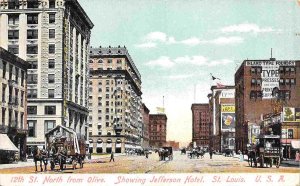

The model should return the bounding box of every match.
[0,0,94,153]
[141,103,150,148]
[191,104,211,148]
[0,47,29,161]
[165,141,179,150]
[88,46,143,153]
[235,59,300,155]
[214,88,235,152]
[149,114,167,148]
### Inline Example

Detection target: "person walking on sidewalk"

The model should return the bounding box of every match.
[295,151,300,162]
[109,151,115,162]
[209,149,213,159]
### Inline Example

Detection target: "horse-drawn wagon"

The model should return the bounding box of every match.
[45,125,86,171]
[248,134,281,168]
[157,147,173,161]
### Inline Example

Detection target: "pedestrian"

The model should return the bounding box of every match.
[145,150,149,159]
[109,151,115,162]
[238,150,244,162]
[209,149,213,159]
[295,151,300,162]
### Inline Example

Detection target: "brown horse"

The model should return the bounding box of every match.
[33,147,48,172]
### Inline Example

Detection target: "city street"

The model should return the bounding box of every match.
[0,151,299,174]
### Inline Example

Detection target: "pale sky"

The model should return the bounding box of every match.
[78,0,300,146]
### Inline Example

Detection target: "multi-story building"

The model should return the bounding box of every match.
[88,46,143,153]
[0,0,94,153]
[191,104,211,148]
[149,114,167,148]
[235,59,300,156]
[213,88,235,152]
[141,103,150,148]
[0,47,29,161]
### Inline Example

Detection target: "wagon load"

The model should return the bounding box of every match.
[45,125,86,171]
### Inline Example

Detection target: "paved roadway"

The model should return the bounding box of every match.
[0,151,299,174]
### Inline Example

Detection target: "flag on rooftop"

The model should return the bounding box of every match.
[156,107,165,114]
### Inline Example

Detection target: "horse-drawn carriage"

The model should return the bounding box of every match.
[45,125,86,171]
[157,147,173,161]
[188,147,205,159]
[248,134,281,168]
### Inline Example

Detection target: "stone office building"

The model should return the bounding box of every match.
[0,47,29,161]
[0,0,94,153]
[88,46,143,153]
[235,59,300,155]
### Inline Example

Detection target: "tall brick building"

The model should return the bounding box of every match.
[149,114,167,148]
[235,59,300,155]
[191,104,211,147]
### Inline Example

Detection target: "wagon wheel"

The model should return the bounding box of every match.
[276,157,280,168]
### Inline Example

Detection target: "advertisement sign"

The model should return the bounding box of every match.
[221,105,235,130]
[246,60,296,99]
[283,107,296,122]
[219,89,235,98]
[221,105,235,113]
[295,108,300,122]
[221,113,235,130]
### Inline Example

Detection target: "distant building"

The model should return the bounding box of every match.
[141,103,150,148]
[235,59,300,157]
[165,141,180,150]
[191,104,211,148]
[0,47,29,161]
[88,46,143,153]
[149,114,167,148]
[0,0,94,153]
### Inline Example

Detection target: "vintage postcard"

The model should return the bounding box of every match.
[0,0,299,186]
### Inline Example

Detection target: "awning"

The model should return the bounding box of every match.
[291,140,300,149]
[0,134,19,151]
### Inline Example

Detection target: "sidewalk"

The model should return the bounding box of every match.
[0,153,126,170]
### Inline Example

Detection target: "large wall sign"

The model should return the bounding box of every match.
[246,60,296,99]
[221,105,235,130]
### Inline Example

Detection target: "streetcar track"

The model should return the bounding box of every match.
[144,160,169,174]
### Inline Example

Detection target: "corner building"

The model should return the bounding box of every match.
[88,46,143,153]
[0,0,94,152]
[0,47,29,161]
[235,59,300,154]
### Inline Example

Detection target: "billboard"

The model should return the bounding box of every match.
[283,107,300,122]
[221,105,235,130]
[246,60,296,99]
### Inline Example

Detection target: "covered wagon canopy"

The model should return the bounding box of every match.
[45,125,80,154]
[0,134,19,151]
[45,125,76,137]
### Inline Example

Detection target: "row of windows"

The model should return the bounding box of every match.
[27,74,55,84]
[90,59,122,64]
[28,59,55,69]
[8,29,55,40]
[27,89,54,98]
[28,120,56,138]
[250,90,291,100]
[8,0,56,9]
[8,13,56,25]
[251,78,296,86]
[2,62,25,86]
[8,44,55,55]
[27,106,56,115]
[251,66,296,75]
